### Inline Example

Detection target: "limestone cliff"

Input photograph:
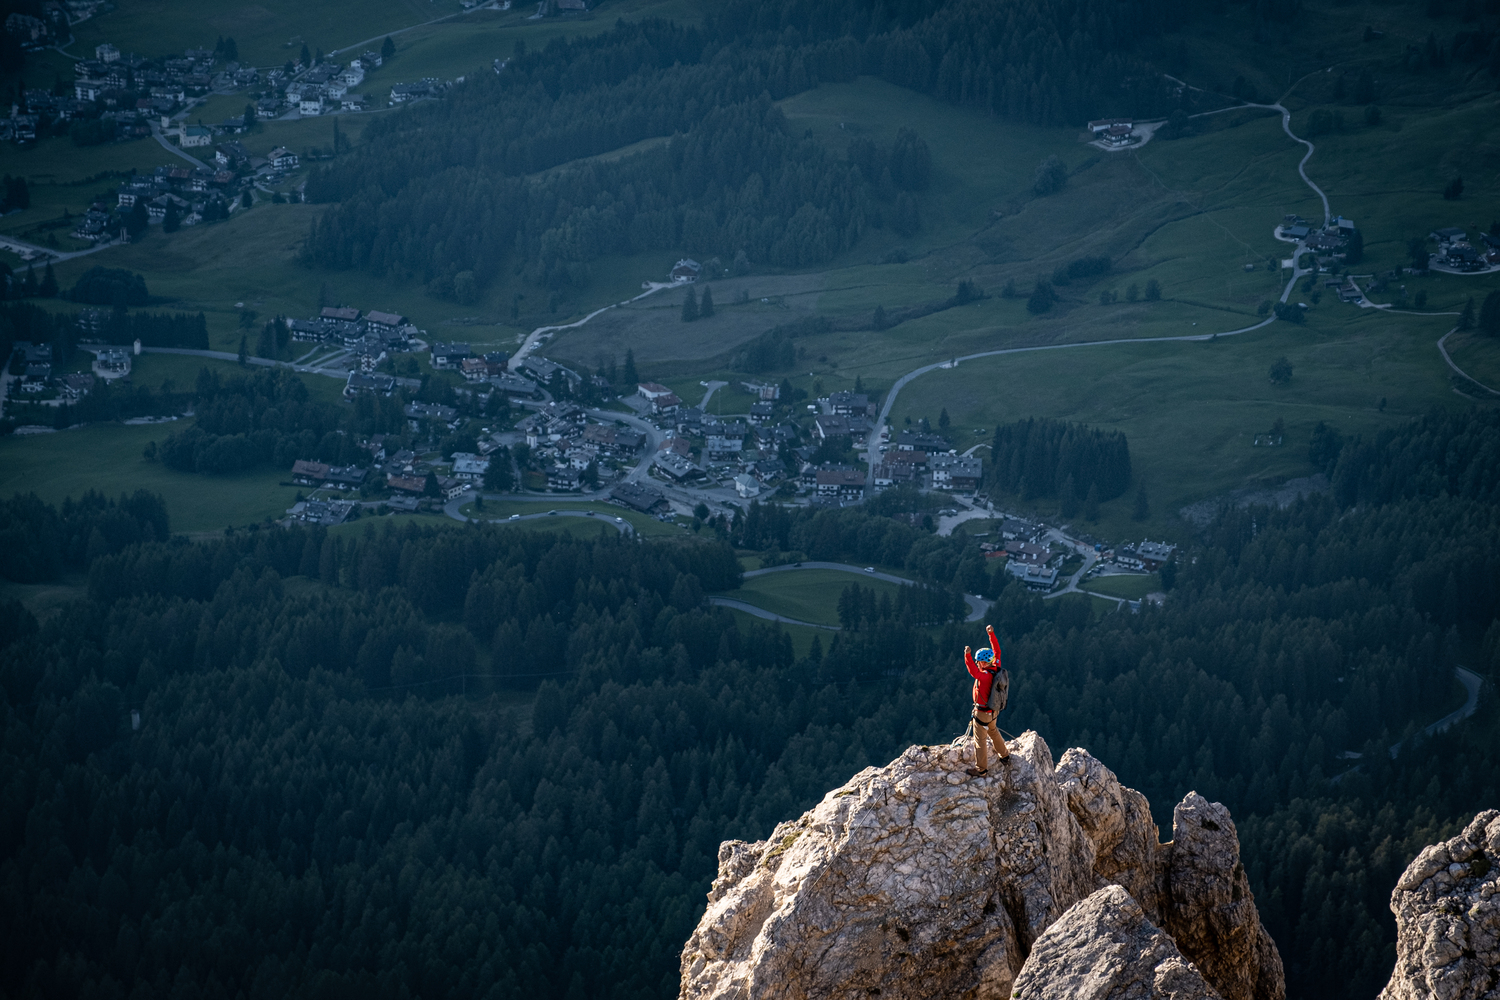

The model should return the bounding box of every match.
[679,731,1284,1000]
[1379,809,1500,1000]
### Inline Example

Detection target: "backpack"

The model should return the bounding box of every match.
[984,667,1010,712]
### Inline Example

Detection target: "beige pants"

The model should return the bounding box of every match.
[973,708,1008,769]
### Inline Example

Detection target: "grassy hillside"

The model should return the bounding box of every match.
[890,306,1463,541]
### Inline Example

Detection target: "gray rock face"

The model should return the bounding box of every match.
[680,733,1285,1000]
[1013,885,1222,1000]
[1380,810,1500,1000]
[1160,793,1285,1000]
[1055,752,1285,1000]
[1057,746,1164,924]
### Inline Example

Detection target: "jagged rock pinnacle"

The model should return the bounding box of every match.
[679,731,1284,1000]
[1379,809,1500,1000]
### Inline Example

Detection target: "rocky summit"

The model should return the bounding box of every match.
[1379,809,1500,1000]
[678,731,1284,1000]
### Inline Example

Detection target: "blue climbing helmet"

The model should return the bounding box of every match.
[975,647,995,665]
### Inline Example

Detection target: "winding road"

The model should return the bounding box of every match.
[861,312,1286,490]
[863,79,1341,490]
[1437,328,1500,396]
[1332,666,1485,782]
[508,283,673,374]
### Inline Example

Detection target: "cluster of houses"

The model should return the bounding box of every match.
[5,3,70,52]
[630,380,984,504]
[636,381,794,497]
[872,429,978,491]
[1279,214,1358,267]
[5,340,84,399]
[979,518,1061,590]
[276,305,419,395]
[517,400,646,491]
[72,43,254,107]
[426,342,571,400]
[1,86,97,143]
[1113,539,1177,572]
[975,522,1177,593]
[284,497,358,525]
[41,44,252,148]
[276,54,381,117]
[1428,227,1500,273]
[286,436,479,515]
[77,161,247,240]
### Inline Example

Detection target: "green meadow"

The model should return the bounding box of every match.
[723,568,906,628]
[891,305,1462,541]
[455,498,689,538]
[1081,573,1163,601]
[0,421,301,534]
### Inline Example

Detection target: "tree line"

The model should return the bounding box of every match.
[152,367,401,476]
[988,416,1134,504]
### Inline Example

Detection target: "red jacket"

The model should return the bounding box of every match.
[965,625,1003,708]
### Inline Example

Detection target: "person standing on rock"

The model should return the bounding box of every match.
[964,624,1010,776]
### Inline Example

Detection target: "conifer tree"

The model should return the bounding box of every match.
[699,285,714,317]
[681,285,699,322]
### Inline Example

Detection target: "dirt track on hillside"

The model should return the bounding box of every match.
[545,273,827,369]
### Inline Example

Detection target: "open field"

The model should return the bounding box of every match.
[1081,573,1162,600]
[547,273,825,372]
[454,498,688,538]
[114,351,349,406]
[722,569,905,628]
[64,0,438,73]
[893,306,1467,542]
[717,606,824,659]
[0,422,301,533]
[1086,594,1124,618]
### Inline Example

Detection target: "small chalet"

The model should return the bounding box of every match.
[611,482,670,515]
[344,372,394,397]
[291,459,331,485]
[321,306,360,324]
[816,468,865,499]
[431,342,471,368]
[670,259,701,283]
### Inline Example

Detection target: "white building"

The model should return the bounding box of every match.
[733,474,761,498]
[179,125,211,148]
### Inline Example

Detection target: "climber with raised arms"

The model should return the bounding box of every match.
[963,624,1010,777]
